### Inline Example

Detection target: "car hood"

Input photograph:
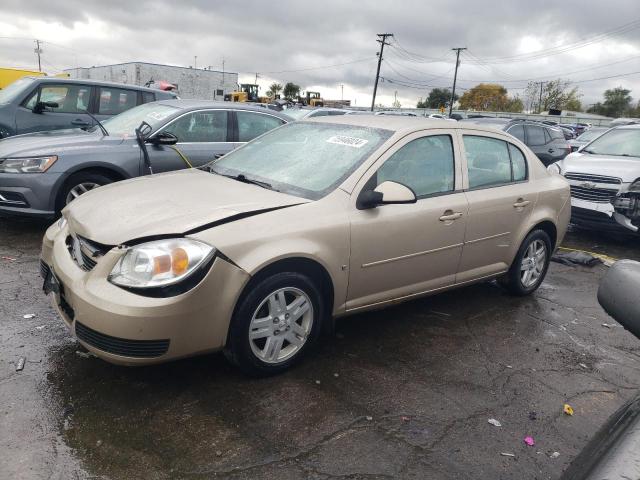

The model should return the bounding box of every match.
[64,169,310,245]
[559,152,640,181]
[0,129,125,157]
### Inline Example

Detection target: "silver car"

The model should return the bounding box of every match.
[0,100,291,218]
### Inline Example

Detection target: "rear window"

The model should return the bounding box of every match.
[526,125,546,146]
[548,128,564,140]
[98,87,138,115]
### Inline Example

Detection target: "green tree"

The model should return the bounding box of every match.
[525,79,582,113]
[283,82,301,100]
[602,87,632,117]
[504,96,524,113]
[425,88,456,109]
[459,83,520,111]
[266,82,283,98]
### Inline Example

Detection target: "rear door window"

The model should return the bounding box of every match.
[525,125,546,146]
[506,124,525,142]
[464,135,512,188]
[508,144,527,182]
[98,87,139,115]
[23,84,91,113]
[162,110,228,142]
[237,111,285,142]
[141,91,156,105]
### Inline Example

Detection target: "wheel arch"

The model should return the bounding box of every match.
[52,164,130,211]
[230,255,335,337]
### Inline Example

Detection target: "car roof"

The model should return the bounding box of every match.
[153,99,293,120]
[24,76,171,94]
[302,114,507,136]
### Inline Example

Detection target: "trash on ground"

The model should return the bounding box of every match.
[579,363,588,369]
[365,416,373,421]
[528,411,537,421]
[488,418,502,427]
[333,373,339,378]
[500,452,516,457]
[552,251,601,267]
[16,357,25,371]
[563,404,574,416]
[2,256,16,261]
[506,365,513,369]
[315,380,321,385]
[524,436,535,446]
[601,323,614,328]
[550,451,560,459]
[35,325,46,331]
[401,416,411,422]
[23,313,36,319]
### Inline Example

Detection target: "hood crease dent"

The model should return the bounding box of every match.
[63,169,311,245]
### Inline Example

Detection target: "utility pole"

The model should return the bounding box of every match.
[449,47,466,117]
[222,57,225,86]
[371,33,393,112]
[34,40,42,72]
[194,56,197,70]
[339,84,344,101]
[255,72,259,84]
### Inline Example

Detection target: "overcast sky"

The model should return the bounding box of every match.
[1,0,639,109]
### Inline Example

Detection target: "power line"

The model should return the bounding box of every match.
[260,57,374,75]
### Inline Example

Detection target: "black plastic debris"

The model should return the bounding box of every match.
[552,251,602,267]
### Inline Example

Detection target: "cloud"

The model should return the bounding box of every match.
[1,0,638,108]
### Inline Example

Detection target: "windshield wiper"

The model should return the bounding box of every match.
[216,172,275,190]
[581,148,595,154]
[82,109,108,136]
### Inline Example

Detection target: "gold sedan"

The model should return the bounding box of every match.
[41,116,570,375]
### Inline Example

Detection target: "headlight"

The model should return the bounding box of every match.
[629,180,640,193]
[547,163,561,175]
[0,156,58,173]
[109,238,215,289]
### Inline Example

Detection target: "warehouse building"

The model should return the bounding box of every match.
[64,62,238,100]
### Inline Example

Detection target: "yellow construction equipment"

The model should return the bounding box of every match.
[305,91,324,107]
[224,84,270,103]
[0,67,45,89]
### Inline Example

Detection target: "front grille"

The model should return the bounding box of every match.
[570,185,620,203]
[564,173,622,185]
[40,259,51,279]
[75,321,170,358]
[66,234,109,271]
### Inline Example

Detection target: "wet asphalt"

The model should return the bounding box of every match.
[1,216,639,480]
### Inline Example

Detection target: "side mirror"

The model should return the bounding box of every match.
[147,132,178,146]
[357,181,417,210]
[597,260,640,340]
[33,101,59,114]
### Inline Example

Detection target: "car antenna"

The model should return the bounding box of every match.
[82,109,109,136]
[135,121,154,174]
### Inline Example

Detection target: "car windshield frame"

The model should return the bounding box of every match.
[577,128,607,142]
[583,128,640,158]
[0,77,35,104]
[282,108,312,120]
[209,121,394,200]
[99,103,181,136]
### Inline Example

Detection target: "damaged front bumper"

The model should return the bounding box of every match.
[612,193,640,232]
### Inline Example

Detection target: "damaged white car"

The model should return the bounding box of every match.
[549,124,640,233]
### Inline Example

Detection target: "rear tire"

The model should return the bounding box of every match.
[501,229,552,296]
[225,272,325,376]
[56,171,114,214]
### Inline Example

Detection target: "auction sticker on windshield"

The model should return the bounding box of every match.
[326,135,369,148]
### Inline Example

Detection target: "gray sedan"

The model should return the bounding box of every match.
[0,100,291,218]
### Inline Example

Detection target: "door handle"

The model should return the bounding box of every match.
[71,119,90,126]
[513,199,531,208]
[439,211,463,222]
[213,153,224,160]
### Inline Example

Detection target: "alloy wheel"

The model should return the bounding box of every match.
[520,239,547,288]
[248,287,314,364]
[65,182,101,205]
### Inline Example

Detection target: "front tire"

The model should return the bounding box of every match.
[56,171,114,214]
[501,229,552,296]
[225,272,324,376]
